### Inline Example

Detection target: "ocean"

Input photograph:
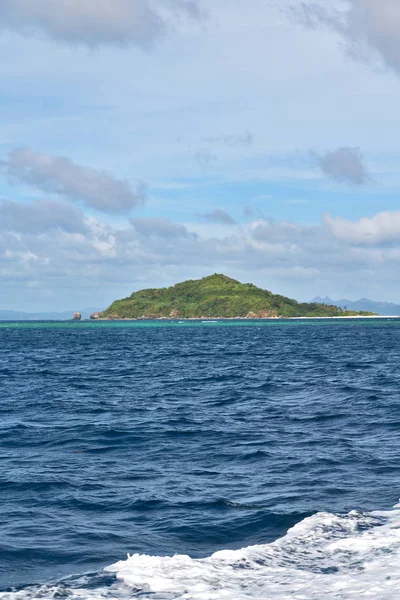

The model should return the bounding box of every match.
[1,319,400,599]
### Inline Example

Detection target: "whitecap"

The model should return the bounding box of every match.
[106,505,400,599]
[3,504,400,599]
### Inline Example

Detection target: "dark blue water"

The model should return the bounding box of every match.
[1,320,400,596]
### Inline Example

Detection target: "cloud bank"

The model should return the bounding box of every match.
[1,199,400,304]
[5,149,145,214]
[0,198,86,234]
[0,0,203,48]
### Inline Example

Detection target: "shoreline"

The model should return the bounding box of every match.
[90,315,400,321]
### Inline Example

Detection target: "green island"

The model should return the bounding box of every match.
[93,274,376,320]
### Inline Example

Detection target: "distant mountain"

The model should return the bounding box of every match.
[0,307,104,321]
[311,297,400,317]
[98,274,375,319]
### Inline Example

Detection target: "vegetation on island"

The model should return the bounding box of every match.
[98,274,376,320]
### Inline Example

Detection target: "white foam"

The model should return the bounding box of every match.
[106,505,400,599]
[3,504,400,599]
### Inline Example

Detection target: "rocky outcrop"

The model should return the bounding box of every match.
[246,310,278,319]
[73,312,82,321]
[258,309,278,318]
[90,312,104,320]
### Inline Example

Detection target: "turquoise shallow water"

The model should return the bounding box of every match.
[1,319,400,598]
[1,317,399,329]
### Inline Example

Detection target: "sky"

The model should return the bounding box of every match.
[2,0,400,310]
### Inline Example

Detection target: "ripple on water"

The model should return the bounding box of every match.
[1,321,400,594]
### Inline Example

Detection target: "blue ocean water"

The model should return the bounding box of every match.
[1,319,400,599]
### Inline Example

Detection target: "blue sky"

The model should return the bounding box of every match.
[2,0,400,310]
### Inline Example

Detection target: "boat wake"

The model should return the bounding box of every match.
[3,504,400,599]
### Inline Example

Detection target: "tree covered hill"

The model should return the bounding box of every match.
[97,274,375,319]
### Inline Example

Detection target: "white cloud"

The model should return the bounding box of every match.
[0,0,203,48]
[4,148,145,214]
[324,211,400,244]
[200,209,236,225]
[131,217,196,239]
[314,147,371,185]
[3,199,400,305]
[293,0,400,74]
[0,198,86,233]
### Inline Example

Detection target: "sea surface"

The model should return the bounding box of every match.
[1,319,400,599]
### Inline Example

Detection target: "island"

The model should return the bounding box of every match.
[91,274,376,320]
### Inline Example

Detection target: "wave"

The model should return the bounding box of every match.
[3,503,400,599]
